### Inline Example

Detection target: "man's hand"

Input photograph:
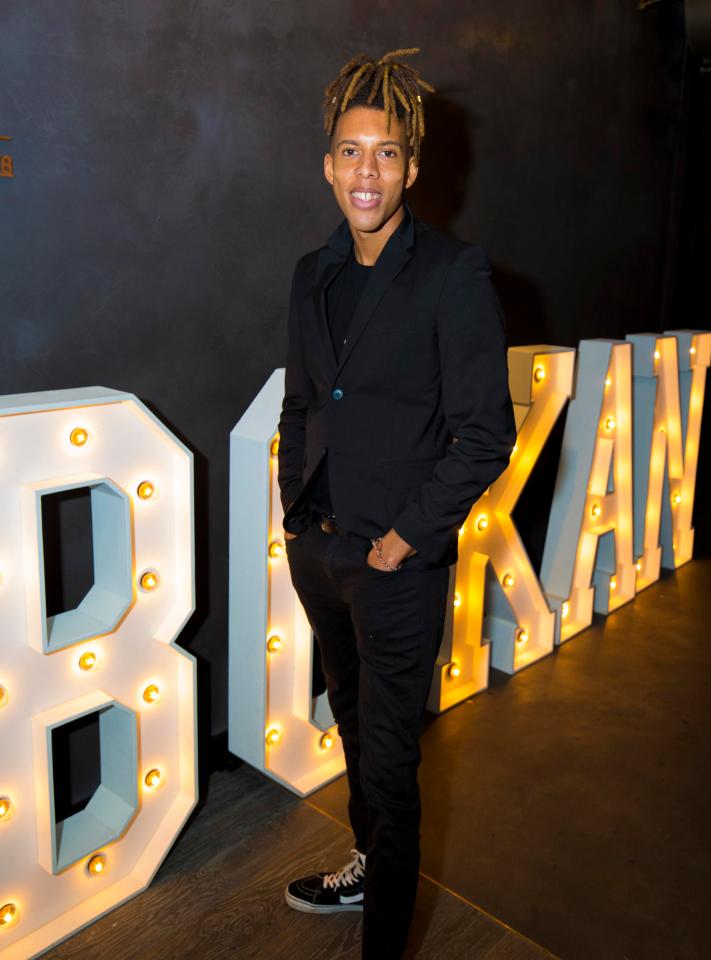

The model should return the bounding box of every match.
[366,528,417,572]
[284,530,300,540]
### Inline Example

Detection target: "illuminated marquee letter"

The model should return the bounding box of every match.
[0,387,196,960]
[541,340,635,643]
[229,371,345,796]
[626,330,711,590]
[427,346,575,713]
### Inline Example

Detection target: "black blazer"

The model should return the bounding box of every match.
[277,203,516,566]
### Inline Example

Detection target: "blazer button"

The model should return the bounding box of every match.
[332,388,344,400]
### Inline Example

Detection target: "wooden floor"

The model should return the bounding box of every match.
[45,764,555,960]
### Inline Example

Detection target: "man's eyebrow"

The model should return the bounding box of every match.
[335,138,403,149]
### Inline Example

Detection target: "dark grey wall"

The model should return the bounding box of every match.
[0,2,693,746]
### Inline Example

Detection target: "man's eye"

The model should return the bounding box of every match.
[343,148,357,157]
[381,150,397,158]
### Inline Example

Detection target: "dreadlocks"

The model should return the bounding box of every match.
[323,48,435,164]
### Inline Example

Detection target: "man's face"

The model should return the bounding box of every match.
[324,106,418,235]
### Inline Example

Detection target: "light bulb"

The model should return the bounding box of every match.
[78,651,98,672]
[502,572,515,589]
[140,570,160,592]
[69,427,88,447]
[266,635,282,654]
[561,601,570,619]
[142,684,161,704]
[516,627,529,646]
[265,727,282,747]
[605,377,612,388]
[636,560,642,572]
[690,346,696,356]
[533,365,546,383]
[654,350,660,360]
[87,853,107,875]
[475,514,488,532]
[0,903,18,928]
[453,592,461,608]
[0,797,13,821]
[144,768,163,790]
[320,732,334,750]
[270,436,280,456]
[610,577,617,590]
[268,539,285,559]
[590,502,602,519]
[0,685,7,708]
[447,661,461,679]
[137,481,155,500]
[672,492,682,506]
[604,416,616,432]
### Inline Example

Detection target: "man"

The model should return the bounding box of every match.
[278,48,516,959]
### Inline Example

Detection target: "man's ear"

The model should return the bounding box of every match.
[324,151,334,185]
[405,154,419,190]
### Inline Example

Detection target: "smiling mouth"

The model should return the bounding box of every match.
[350,190,382,209]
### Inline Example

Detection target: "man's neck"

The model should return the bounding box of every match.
[350,203,405,266]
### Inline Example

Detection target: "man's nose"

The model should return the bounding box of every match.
[355,152,379,178]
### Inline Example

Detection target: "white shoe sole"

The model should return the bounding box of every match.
[285,887,364,914]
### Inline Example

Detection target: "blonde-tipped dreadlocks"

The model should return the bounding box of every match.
[323,48,435,164]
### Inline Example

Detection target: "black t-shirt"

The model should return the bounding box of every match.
[308,250,372,514]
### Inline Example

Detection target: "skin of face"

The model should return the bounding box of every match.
[323,105,419,265]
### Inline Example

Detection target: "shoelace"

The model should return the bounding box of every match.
[322,848,366,890]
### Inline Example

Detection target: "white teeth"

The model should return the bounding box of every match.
[353,191,378,201]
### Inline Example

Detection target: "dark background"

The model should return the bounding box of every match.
[1,1,709,778]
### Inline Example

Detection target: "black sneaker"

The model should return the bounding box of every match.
[285,848,365,913]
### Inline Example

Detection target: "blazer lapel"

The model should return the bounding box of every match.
[312,203,416,380]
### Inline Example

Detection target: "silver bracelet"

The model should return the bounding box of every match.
[370,536,402,572]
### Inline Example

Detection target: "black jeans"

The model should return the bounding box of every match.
[284,510,451,959]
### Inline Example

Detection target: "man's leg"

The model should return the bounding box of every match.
[285,521,368,852]
[348,561,451,959]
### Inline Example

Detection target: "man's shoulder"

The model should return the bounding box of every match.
[412,217,485,269]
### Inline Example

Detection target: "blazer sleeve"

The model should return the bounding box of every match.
[277,260,313,513]
[392,245,516,563]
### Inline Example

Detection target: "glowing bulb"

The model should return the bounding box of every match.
[265,727,282,747]
[142,684,161,704]
[270,436,280,456]
[448,661,461,679]
[672,492,682,506]
[0,797,13,822]
[475,514,488,532]
[69,427,88,447]
[0,903,18,928]
[605,377,612,388]
[137,481,155,500]
[654,350,660,360]
[140,570,160,592]
[0,685,7,708]
[502,572,515,588]
[689,346,696,356]
[636,560,642,572]
[268,539,285,559]
[453,592,461,608]
[561,601,570,619]
[604,416,616,432]
[87,853,107,875]
[266,634,282,654]
[610,577,617,590]
[144,768,163,790]
[590,502,602,520]
[320,732,334,750]
[533,365,546,383]
[78,651,98,672]
[516,628,529,646]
